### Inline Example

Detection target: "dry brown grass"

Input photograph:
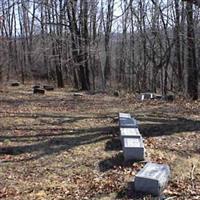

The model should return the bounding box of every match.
[0,85,200,199]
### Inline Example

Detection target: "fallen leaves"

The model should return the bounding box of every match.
[0,85,200,199]
[0,186,19,199]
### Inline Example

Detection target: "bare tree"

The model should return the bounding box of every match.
[186,1,198,100]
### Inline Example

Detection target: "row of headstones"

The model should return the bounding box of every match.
[140,92,175,101]
[10,82,54,94]
[33,85,54,94]
[118,113,170,197]
[10,82,87,97]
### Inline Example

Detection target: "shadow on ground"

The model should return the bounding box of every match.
[137,116,200,137]
[105,137,121,151]
[98,152,142,172]
[0,126,116,142]
[1,110,199,165]
[98,153,124,172]
[0,126,114,162]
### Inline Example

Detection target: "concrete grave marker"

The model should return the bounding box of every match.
[43,85,54,91]
[11,82,20,87]
[119,117,138,128]
[33,88,45,94]
[120,128,141,144]
[123,137,145,161]
[141,93,154,101]
[119,113,131,118]
[33,85,40,89]
[119,113,138,128]
[154,94,162,100]
[74,93,84,97]
[134,163,170,196]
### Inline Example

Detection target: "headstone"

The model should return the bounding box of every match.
[11,82,20,87]
[141,94,145,101]
[119,117,138,128]
[74,93,84,97]
[134,163,170,196]
[43,85,54,91]
[119,113,131,118]
[154,94,162,100]
[33,88,45,94]
[120,128,141,144]
[141,93,154,101]
[119,113,138,128]
[33,85,40,89]
[123,137,145,161]
[113,90,120,97]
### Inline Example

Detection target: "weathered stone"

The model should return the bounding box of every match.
[118,113,138,128]
[74,93,84,97]
[120,128,141,144]
[43,85,54,91]
[113,90,120,97]
[119,117,138,128]
[134,163,170,196]
[33,85,40,89]
[33,88,45,94]
[119,113,131,118]
[123,137,145,161]
[154,94,162,100]
[11,82,20,87]
[141,93,154,101]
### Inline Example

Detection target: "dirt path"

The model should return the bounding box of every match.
[0,85,200,199]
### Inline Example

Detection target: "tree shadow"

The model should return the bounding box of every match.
[0,126,113,162]
[99,152,144,172]
[138,116,200,137]
[0,112,115,121]
[0,126,115,142]
[98,153,124,172]
[105,137,122,151]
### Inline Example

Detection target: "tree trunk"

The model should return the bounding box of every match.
[186,2,198,100]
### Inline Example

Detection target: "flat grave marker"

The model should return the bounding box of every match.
[119,113,131,118]
[120,128,141,144]
[119,117,138,128]
[33,85,40,89]
[123,137,145,161]
[119,113,138,128]
[33,88,45,94]
[43,85,54,91]
[141,93,154,101]
[11,82,20,87]
[134,162,170,196]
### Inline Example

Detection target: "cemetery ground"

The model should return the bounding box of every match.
[0,85,200,200]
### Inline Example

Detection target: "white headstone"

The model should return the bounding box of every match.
[119,113,131,118]
[120,128,141,145]
[141,93,154,100]
[119,117,138,128]
[134,163,170,196]
[123,137,145,161]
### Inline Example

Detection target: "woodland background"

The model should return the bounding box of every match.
[0,0,199,99]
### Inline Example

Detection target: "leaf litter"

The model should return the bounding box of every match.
[0,85,199,199]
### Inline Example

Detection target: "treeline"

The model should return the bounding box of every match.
[0,0,199,99]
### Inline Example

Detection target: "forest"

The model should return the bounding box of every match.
[0,0,199,99]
